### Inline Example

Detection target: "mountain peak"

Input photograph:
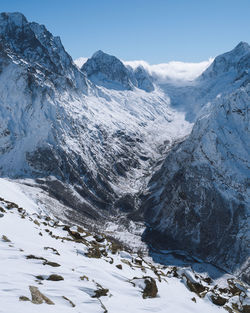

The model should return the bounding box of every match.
[228,41,250,59]
[217,41,250,61]
[133,65,154,92]
[90,50,123,65]
[92,49,106,58]
[234,41,250,52]
[81,50,136,90]
[199,41,250,81]
[0,12,77,78]
[81,51,154,92]
[0,12,28,27]
[89,50,126,68]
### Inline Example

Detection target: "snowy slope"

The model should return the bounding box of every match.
[142,84,250,284]
[0,11,249,302]
[156,42,250,121]
[119,43,250,284]
[0,12,191,221]
[1,178,249,313]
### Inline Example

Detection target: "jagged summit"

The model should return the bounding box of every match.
[0,11,181,222]
[133,65,154,92]
[143,84,250,283]
[233,41,250,53]
[0,12,28,27]
[92,49,108,58]
[215,41,250,64]
[0,12,249,290]
[81,50,154,92]
[81,49,136,90]
[0,12,84,83]
[200,41,250,81]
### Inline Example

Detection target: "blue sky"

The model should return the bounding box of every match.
[1,0,249,63]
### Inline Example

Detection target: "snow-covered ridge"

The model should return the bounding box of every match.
[81,50,136,90]
[0,12,73,77]
[201,41,250,80]
[142,84,250,284]
[0,12,191,221]
[81,50,154,91]
[0,11,249,294]
[75,56,213,83]
[1,178,249,313]
[156,41,250,122]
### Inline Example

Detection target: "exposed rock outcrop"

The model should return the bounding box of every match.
[142,85,250,283]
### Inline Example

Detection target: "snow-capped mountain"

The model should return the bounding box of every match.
[201,41,250,83]
[0,12,190,222]
[0,11,249,305]
[0,12,88,91]
[155,41,250,121]
[132,65,155,92]
[81,50,154,91]
[142,61,250,283]
[82,50,135,90]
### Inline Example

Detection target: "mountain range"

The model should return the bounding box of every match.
[0,12,249,312]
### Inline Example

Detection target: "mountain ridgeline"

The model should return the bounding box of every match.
[0,12,249,283]
[81,50,154,92]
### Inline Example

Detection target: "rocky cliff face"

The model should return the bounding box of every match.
[0,12,88,91]
[201,41,250,84]
[133,65,154,92]
[0,12,189,223]
[0,12,249,285]
[82,50,154,91]
[142,83,250,283]
[81,50,135,90]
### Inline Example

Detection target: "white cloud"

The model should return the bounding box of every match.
[74,57,88,68]
[124,58,214,83]
[75,55,214,83]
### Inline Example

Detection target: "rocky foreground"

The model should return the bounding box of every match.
[0,179,249,313]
